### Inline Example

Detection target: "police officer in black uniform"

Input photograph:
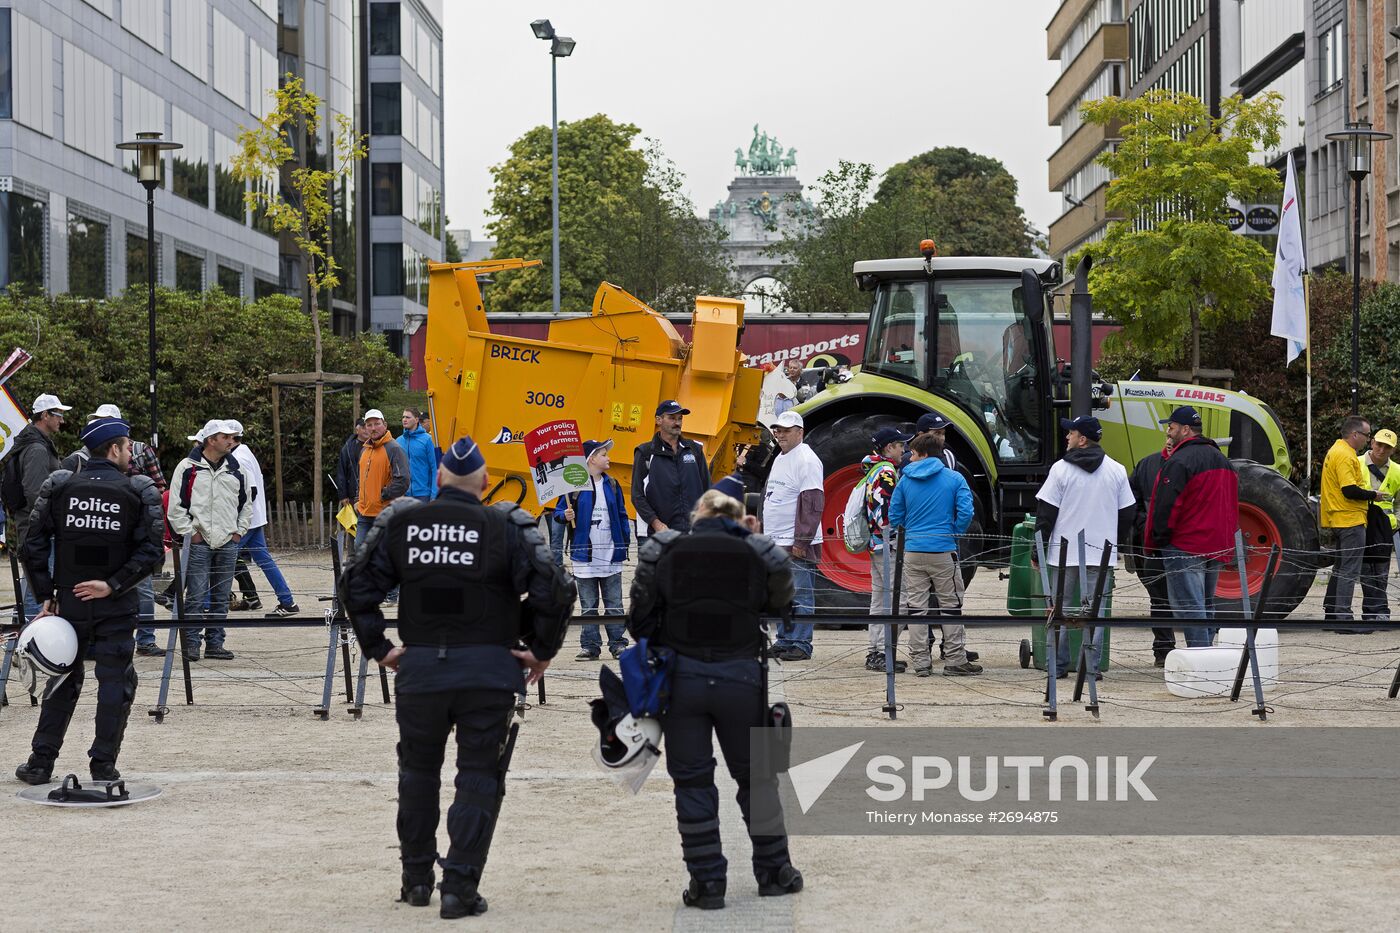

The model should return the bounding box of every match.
[343,434,574,919]
[14,417,164,785]
[628,488,804,910]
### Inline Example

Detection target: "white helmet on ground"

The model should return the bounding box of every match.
[18,616,79,677]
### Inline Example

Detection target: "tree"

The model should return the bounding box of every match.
[1076,91,1284,380]
[769,149,1035,313]
[486,115,732,313]
[233,76,367,504]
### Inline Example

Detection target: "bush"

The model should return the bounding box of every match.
[0,288,408,500]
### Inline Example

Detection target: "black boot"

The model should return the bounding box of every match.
[757,864,804,897]
[16,754,55,785]
[90,760,122,782]
[439,872,488,919]
[681,877,726,910]
[399,871,434,908]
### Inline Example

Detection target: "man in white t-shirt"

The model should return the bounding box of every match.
[1033,416,1135,679]
[763,411,825,660]
[227,420,299,618]
[555,439,631,660]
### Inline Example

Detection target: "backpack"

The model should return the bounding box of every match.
[840,461,888,554]
[1,456,24,514]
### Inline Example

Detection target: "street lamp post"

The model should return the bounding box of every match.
[1325,120,1392,416]
[117,131,182,451]
[530,19,576,317]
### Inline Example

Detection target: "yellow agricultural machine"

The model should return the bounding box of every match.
[420,258,764,512]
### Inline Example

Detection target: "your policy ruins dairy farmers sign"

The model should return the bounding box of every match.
[524,420,589,504]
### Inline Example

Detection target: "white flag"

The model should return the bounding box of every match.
[1270,157,1307,365]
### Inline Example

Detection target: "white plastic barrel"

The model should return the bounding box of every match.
[1163,628,1279,698]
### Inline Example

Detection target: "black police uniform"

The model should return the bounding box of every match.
[628,515,802,905]
[342,486,574,911]
[19,458,164,779]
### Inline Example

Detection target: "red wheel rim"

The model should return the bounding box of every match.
[1214,502,1281,600]
[818,464,870,593]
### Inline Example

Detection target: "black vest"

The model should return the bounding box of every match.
[390,495,522,648]
[655,532,768,661]
[51,473,143,588]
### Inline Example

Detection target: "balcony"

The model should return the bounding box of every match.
[1048,119,1122,192]
[1048,23,1128,124]
[1048,185,1115,258]
[1047,0,1098,59]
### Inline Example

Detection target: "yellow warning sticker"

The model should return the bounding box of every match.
[628,404,642,426]
[610,402,624,424]
[463,370,478,392]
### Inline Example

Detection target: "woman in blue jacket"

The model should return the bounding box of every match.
[398,408,440,498]
[554,439,632,659]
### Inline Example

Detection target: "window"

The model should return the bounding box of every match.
[175,250,204,292]
[172,0,208,81]
[121,0,162,53]
[372,243,402,296]
[253,277,279,300]
[217,264,241,295]
[12,12,54,136]
[0,11,10,119]
[370,3,400,56]
[121,78,165,186]
[372,163,402,215]
[401,86,418,148]
[1320,21,1344,92]
[251,171,277,235]
[6,192,46,292]
[63,42,114,163]
[863,281,927,384]
[253,46,278,120]
[172,108,209,207]
[126,231,159,290]
[81,0,114,18]
[404,246,427,305]
[213,11,245,107]
[67,212,108,298]
[371,83,401,135]
[214,133,243,221]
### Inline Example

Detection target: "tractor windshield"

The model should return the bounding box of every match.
[864,276,1044,463]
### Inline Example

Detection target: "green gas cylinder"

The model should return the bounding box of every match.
[1005,514,1112,672]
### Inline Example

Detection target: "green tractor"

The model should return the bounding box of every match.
[792,253,1318,618]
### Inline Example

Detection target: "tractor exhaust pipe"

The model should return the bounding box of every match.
[1070,255,1093,419]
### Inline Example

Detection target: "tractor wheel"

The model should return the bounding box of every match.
[806,412,983,615]
[1212,461,1319,620]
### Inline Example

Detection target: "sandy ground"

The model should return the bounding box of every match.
[3,548,1400,932]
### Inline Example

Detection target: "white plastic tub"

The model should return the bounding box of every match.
[1163,628,1279,698]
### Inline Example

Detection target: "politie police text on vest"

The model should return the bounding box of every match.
[407,522,481,565]
[66,495,127,531]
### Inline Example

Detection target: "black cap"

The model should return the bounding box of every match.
[916,412,952,432]
[872,426,913,449]
[1059,416,1102,441]
[1159,406,1202,427]
[655,400,690,417]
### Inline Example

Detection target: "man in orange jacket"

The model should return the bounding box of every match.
[356,409,410,552]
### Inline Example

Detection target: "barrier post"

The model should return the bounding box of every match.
[1230,546,1278,719]
[882,529,899,720]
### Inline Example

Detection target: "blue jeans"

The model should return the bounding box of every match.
[1050,566,1112,677]
[135,575,157,648]
[775,556,816,656]
[1162,546,1218,647]
[182,540,238,649]
[548,515,568,568]
[357,513,398,601]
[239,526,294,606]
[577,573,627,655]
[19,546,54,622]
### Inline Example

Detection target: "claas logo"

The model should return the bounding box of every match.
[1175,388,1226,404]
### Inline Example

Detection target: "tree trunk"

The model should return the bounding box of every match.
[310,277,324,511]
[1190,305,1201,385]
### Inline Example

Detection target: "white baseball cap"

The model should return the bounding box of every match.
[32,394,73,415]
[187,418,229,442]
[769,411,804,430]
[91,403,122,419]
[224,419,245,436]
[363,408,386,421]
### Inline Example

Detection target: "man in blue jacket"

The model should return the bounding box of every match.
[399,408,440,499]
[556,439,632,659]
[888,433,981,676]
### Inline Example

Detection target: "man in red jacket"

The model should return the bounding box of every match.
[1145,406,1239,647]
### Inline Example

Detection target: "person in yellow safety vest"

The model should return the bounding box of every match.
[1358,429,1400,623]
[1321,417,1390,628]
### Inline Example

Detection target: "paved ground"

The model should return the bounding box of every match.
[2,547,1399,932]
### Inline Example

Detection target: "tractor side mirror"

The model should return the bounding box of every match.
[1020,268,1046,325]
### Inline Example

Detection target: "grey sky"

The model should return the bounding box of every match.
[443,1,1063,250]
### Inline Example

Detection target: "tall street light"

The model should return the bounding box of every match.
[116,131,182,451]
[531,19,576,316]
[1325,120,1392,416]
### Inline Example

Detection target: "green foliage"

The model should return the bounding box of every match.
[486,115,731,313]
[1076,91,1284,372]
[770,148,1036,313]
[0,289,407,500]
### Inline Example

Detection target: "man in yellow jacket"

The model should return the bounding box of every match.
[1321,416,1391,628]
[1359,429,1400,622]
